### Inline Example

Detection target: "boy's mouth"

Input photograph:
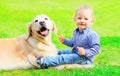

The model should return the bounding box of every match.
[80,23,85,26]
[79,24,85,27]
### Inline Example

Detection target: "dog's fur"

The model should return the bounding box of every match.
[0,14,58,70]
[0,14,93,70]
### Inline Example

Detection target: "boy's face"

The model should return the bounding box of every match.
[74,9,93,31]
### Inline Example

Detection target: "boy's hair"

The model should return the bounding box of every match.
[74,5,93,19]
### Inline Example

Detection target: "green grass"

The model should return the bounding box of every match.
[0,65,120,76]
[0,0,120,76]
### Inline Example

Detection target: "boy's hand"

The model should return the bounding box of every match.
[58,35,65,43]
[77,47,86,56]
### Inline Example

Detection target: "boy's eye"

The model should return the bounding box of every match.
[85,18,88,20]
[78,17,81,19]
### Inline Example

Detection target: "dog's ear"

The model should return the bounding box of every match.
[51,20,57,35]
[25,22,33,40]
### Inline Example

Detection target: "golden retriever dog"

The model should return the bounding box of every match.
[0,14,58,70]
[0,14,93,70]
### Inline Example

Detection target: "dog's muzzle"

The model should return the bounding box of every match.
[37,26,49,37]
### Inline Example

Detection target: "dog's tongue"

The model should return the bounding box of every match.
[41,30,48,35]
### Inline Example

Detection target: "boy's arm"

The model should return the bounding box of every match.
[85,32,100,57]
[62,30,76,47]
[63,38,74,47]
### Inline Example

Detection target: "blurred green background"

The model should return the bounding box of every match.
[0,0,120,76]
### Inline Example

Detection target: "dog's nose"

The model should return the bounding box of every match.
[39,21,45,25]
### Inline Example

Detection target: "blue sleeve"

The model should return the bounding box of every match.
[63,38,74,47]
[85,32,100,57]
[62,31,76,47]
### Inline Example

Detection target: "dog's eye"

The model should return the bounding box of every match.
[35,20,38,22]
[45,18,48,20]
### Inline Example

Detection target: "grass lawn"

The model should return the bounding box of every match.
[0,0,120,76]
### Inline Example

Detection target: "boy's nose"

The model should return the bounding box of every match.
[81,19,85,22]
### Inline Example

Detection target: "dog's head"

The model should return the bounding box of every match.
[26,14,57,40]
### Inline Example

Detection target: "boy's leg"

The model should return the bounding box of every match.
[41,53,85,67]
[58,49,73,55]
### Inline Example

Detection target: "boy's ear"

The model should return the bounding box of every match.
[90,19,94,25]
[91,20,93,24]
[73,15,76,22]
